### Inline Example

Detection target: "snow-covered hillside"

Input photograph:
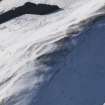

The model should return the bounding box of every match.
[0,0,105,105]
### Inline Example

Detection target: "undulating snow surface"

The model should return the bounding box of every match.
[0,0,105,105]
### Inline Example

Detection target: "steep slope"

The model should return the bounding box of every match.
[0,0,105,105]
[35,17,105,105]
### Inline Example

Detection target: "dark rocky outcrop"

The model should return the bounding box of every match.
[0,2,62,24]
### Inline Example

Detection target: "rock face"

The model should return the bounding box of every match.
[0,0,105,105]
[0,2,61,24]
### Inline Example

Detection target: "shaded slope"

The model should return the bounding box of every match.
[34,18,105,105]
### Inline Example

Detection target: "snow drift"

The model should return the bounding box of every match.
[0,0,105,105]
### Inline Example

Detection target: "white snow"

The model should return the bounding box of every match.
[0,0,105,105]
